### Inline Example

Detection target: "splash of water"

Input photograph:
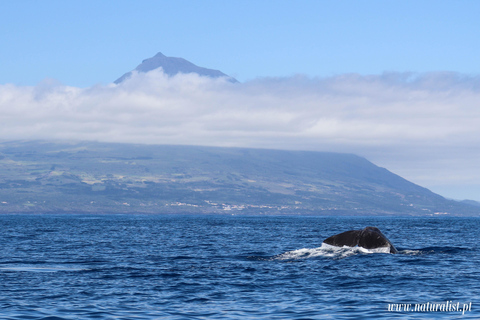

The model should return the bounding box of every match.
[275,243,392,260]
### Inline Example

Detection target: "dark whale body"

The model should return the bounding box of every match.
[323,226,398,254]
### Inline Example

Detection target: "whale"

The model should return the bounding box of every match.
[323,226,398,254]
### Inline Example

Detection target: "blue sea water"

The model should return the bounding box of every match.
[0,214,478,319]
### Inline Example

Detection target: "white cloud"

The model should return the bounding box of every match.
[1,70,480,199]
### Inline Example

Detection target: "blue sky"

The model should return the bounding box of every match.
[1,1,480,202]
[1,1,480,86]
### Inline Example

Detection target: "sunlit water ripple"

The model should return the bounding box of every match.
[0,214,478,319]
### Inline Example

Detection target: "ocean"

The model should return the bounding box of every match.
[0,214,478,319]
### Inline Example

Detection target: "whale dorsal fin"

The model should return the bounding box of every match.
[358,227,398,254]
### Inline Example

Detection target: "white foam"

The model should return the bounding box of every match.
[358,246,391,254]
[399,249,423,255]
[0,266,88,272]
[276,242,393,260]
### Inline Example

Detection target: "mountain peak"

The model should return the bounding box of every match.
[153,52,166,58]
[115,52,237,84]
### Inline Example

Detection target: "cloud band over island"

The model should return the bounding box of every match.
[2,70,480,199]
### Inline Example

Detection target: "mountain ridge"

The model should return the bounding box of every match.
[0,140,478,216]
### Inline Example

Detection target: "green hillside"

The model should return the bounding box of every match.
[0,140,478,215]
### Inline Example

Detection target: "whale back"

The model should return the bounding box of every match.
[323,230,362,247]
[323,226,398,254]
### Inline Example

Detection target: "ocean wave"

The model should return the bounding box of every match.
[0,265,89,272]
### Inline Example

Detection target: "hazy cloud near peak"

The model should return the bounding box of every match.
[1,70,480,194]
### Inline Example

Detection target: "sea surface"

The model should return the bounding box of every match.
[0,214,478,319]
